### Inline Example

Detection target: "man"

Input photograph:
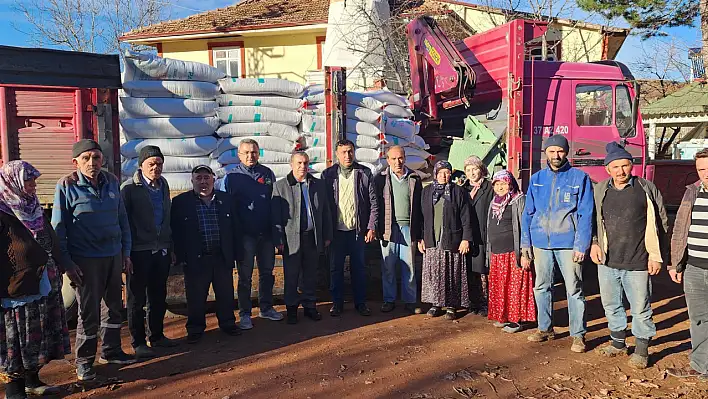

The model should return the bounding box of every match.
[322,140,378,317]
[373,145,423,314]
[590,142,668,369]
[225,139,283,330]
[521,134,594,353]
[171,165,242,344]
[667,148,708,380]
[52,139,135,381]
[121,146,179,360]
[272,151,332,324]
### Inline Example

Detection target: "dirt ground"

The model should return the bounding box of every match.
[4,265,706,399]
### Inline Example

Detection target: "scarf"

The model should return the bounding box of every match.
[468,180,483,200]
[490,170,520,224]
[0,161,44,237]
[432,160,452,204]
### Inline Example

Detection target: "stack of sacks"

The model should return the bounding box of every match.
[213,78,309,180]
[120,51,224,191]
[344,90,432,178]
[299,84,329,177]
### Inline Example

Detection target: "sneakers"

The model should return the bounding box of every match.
[527,329,556,342]
[444,310,456,320]
[149,337,179,348]
[76,364,96,381]
[628,353,649,369]
[187,332,203,344]
[381,302,396,313]
[597,344,629,357]
[134,344,156,360]
[404,303,422,315]
[426,306,445,317]
[239,315,254,330]
[571,336,587,353]
[259,308,284,321]
[667,366,708,379]
[493,321,510,328]
[98,351,136,365]
[502,323,523,333]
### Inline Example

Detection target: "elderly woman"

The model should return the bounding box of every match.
[486,170,536,333]
[458,156,494,316]
[0,161,77,398]
[419,161,473,320]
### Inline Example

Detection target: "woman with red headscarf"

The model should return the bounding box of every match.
[486,170,536,333]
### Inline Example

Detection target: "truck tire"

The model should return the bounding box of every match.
[62,274,78,322]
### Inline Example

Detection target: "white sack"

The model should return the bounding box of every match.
[162,173,196,192]
[216,122,301,142]
[309,162,328,173]
[126,137,220,157]
[121,80,220,100]
[120,117,220,139]
[404,147,432,160]
[355,148,383,163]
[301,133,326,149]
[382,105,414,118]
[384,117,419,140]
[119,97,217,118]
[383,135,428,150]
[122,156,216,175]
[216,106,301,126]
[358,89,409,107]
[346,118,382,138]
[120,140,143,158]
[304,93,325,104]
[301,114,326,133]
[218,77,305,98]
[215,136,298,157]
[121,158,138,177]
[305,147,327,163]
[218,149,292,165]
[217,94,304,110]
[346,133,383,149]
[123,51,226,83]
[346,104,381,124]
[346,92,385,110]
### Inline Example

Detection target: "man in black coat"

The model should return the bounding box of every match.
[171,165,242,344]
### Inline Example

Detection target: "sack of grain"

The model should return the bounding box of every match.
[382,104,414,119]
[217,94,304,110]
[301,133,326,149]
[216,106,301,126]
[120,97,217,118]
[216,122,302,142]
[300,114,326,133]
[346,133,383,149]
[214,136,299,157]
[346,118,382,138]
[123,51,226,83]
[120,117,220,139]
[303,103,326,116]
[346,104,381,124]
[355,148,384,163]
[383,117,419,140]
[218,77,305,98]
[122,80,220,100]
[162,173,197,192]
[305,147,327,163]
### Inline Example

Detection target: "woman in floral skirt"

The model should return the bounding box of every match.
[485,170,536,333]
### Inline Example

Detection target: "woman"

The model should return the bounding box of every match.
[419,161,473,320]
[485,170,536,333]
[458,156,494,316]
[0,161,75,398]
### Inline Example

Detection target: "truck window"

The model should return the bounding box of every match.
[575,85,612,126]
[616,85,634,137]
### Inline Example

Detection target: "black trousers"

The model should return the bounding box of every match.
[127,250,171,348]
[184,254,236,334]
[283,231,319,309]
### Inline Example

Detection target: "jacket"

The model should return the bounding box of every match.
[51,170,131,270]
[322,163,379,236]
[373,167,423,242]
[170,190,242,268]
[271,173,333,256]
[671,181,702,272]
[120,170,172,253]
[521,161,594,253]
[485,195,525,268]
[593,177,669,266]
[224,163,276,237]
[421,184,473,251]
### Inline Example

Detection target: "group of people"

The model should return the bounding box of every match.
[2,131,708,398]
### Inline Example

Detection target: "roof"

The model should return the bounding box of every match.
[642,82,708,119]
[637,79,690,107]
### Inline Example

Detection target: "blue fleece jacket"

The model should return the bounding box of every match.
[225,163,276,237]
[521,161,594,253]
[51,170,131,269]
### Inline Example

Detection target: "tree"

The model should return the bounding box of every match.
[12,0,171,54]
[631,38,692,82]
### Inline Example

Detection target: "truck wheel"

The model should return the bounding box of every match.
[62,274,78,322]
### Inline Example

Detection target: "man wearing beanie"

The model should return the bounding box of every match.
[590,142,668,369]
[521,134,594,353]
[120,145,179,360]
[51,139,135,381]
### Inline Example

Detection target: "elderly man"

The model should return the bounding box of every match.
[373,145,423,314]
[590,142,668,369]
[521,134,594,353]
[171,165,242,344]
[225,139,282,330]
[667,148,708,380]
[121,146,179,360]
[322,139,378,317]
[272,151,332,324]
[52,139,134,381]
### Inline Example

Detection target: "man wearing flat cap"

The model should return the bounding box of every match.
[51,139,134,381]
[590,142,668,369]
[171,165,243,344]
[521,134,594,353]
[121,146,179,360]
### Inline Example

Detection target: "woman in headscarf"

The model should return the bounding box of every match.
[0,161,76,398]
[419,161,473,320]
[458,156,494,316]
[485,170,535,333]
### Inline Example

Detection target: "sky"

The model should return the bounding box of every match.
[0,0,700,81]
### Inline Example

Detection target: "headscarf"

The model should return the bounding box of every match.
[490,170,520,224]
[463,155,488,199]
[432,160,453,204]
[0,161,44,237]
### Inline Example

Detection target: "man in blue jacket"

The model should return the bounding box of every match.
[225,139,283,330]
[521,134,594,353]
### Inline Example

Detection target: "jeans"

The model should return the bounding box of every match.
[597,264,655,340]
[380,224,416,304]
[330,230,367,306]
[127,250,171,348]
[684,264,708,374]
[236,235,276,317]
[532,248,587,337]
[184,255,236,334]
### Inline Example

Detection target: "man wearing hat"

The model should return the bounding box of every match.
[521,134,594,353]
[51,139,135,381]
[171,164,243,344]
[590,142,668,369]
[121,146,179,360]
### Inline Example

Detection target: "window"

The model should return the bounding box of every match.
[526,41,560,61]
[616,85,634,137]
[575,85,612,126]
[212,47,242,77]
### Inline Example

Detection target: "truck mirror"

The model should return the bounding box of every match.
[631,81,640,132]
